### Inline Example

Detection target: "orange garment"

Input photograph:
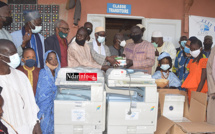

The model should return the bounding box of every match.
[181,58,208,102]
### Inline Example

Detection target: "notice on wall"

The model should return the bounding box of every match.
[189,15,215,45]
[107,3,131,15]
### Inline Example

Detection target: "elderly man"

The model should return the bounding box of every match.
[151,31,176,74]
[11,10,45,68]
[45,19,69,67]
[88,26,117,66]
[0,39,41,134]
[123,26,155,74]
[203,35,213,58]
[109,33,125,56]
[68,27,109,71]
[207,45,215,125]
[0,1,23,56]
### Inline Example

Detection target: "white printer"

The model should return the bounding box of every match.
[54,67,106,134]
[105,68,159,134]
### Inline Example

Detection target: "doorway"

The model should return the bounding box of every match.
[105,18,141,46]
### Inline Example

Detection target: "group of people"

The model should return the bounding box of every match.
[0,1,214,134]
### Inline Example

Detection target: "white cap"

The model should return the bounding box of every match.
[152,31,163,37]
[136,24,144,29]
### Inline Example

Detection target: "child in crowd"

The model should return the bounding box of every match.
[181,38,208,102]
[152,52,181,88]
[36,50,61,134]
[173,37,206,91]
[17,48,40,96]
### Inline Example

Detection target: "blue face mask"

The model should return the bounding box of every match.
[184,46,190,53]
[25,59,36,67]
[180,41,187,48]
[160,64,170,71]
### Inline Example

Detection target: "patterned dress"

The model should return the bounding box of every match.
[35,50,61,134]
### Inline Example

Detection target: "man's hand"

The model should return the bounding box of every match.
[106,56,119,66]
[21,30,32,48]
[101,65,110,72]
[125,59,133,68]
[33,121,42,134]
[155,49,159,56]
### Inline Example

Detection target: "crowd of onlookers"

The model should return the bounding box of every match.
[0,1,214,134]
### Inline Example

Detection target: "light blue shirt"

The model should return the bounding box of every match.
[152,71,181,88]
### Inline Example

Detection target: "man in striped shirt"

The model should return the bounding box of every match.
[123,26,155,74]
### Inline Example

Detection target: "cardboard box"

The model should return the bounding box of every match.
[156,89,215,134]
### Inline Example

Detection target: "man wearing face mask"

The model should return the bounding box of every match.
[176,36,188,54]
[0,39,41,134]
[68,27,109,71]
[109,33,125,56]
[0,1,23,59]
[45,19,69,67]
[202,35,213,58]
[11,10,45,68]
[151,31,176,75]
[123,26,155,74]
[88,26,118,66]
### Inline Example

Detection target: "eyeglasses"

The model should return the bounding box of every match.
[59,27,70,31]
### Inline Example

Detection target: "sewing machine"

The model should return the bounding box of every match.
[54,67,106,134]
[105,68,158,134]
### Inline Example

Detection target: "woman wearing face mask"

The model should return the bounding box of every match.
[35,50,61,134]
[181,38,208,103]
[17,48,40,96]
[152,52,181,88]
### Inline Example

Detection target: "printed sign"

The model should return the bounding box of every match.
[66,73,97,81]
[107,3,131,15]
[72,109,85,121]
[189,15,215,46]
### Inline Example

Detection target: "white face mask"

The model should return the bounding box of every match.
[31,22,42,33]
[120,40,126,47]
[0,53,20,68]
[97,36,105,43]
[190,48,201,58]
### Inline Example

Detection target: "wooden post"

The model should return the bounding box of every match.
[184,0,194,33]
